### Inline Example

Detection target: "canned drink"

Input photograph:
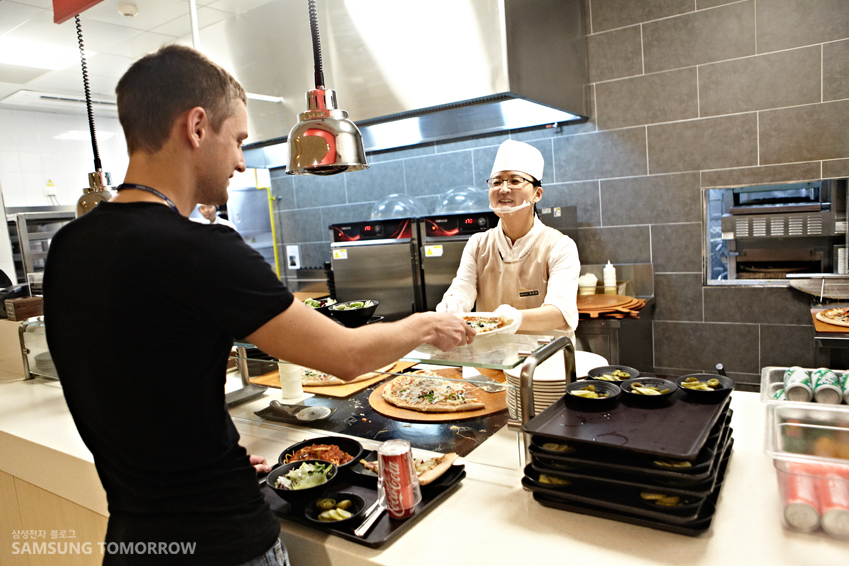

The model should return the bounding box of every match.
[842,372,849,405]
[777,465,820,532]
[377,439,422,519]
[773,388,787,401]
[783,367,813,402]
[812,368,843,405]
[816,473,849,539]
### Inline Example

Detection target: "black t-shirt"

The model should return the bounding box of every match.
[43,202,293,565]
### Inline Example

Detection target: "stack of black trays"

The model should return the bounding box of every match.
[522,387,734,536]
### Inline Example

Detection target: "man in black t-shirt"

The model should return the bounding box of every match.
[43,45,474,566]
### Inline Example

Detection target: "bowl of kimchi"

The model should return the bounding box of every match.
[277,435,364,472]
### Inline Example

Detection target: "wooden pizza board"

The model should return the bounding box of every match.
[577,294,633,311]
[368,367,507,423]
[811,309,849,334]
[250,361,418,398]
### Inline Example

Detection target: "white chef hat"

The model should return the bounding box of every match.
[490,140,544,182]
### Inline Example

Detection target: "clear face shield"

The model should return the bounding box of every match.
[487,175,539,215]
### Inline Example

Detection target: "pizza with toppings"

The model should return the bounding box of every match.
[381,370,485,413]
[359,452,459,485]
[816,308,849,328]
[460,313,513,334]
[300,363,395,386]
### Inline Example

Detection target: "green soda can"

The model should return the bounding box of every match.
[773,388,787,401]
[783,366,813,402]
[812,368,842,404]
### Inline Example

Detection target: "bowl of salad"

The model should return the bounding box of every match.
[328,300,379,327]
[266,459,338,508]
[303,297,336,318]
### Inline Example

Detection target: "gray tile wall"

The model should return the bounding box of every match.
[270,0,849,389]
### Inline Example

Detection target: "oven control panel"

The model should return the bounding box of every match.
[330,218,413,242]
[423,212,499,238]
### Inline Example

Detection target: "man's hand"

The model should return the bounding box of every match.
[421,313,476,351]
[249,454,271,475]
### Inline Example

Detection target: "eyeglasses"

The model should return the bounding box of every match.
[486,176,534,190]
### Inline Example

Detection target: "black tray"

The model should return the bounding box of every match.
[523,391,730,460]
[529,443,732,536]
[262,463,466,548]
[529,411,733,484]
[531,434,734,498]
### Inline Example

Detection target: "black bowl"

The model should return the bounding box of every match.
[586,365,640,382]
[278,436,364,471]
[304,492,367,528]
[565,381,621,408]
[266,460,338,508]
[304,297,336,318]
[676,374,735,402]
[328,300,379,328]
[619,378,676,404]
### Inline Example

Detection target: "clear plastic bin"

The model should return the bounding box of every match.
[766,403,849,539]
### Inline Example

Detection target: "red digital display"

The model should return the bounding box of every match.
[464,218,474,224]
[364,225,372,231]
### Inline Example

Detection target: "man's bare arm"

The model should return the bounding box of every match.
[246,301,475,381]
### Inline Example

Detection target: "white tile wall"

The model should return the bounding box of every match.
[0,108,130,282]
[0,108,128,208]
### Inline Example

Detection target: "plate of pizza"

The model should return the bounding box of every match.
[816,307,849,327]
[379,370,485,413]
[368,368,507,422]
[457,312,519,335]
[352,449,463,489]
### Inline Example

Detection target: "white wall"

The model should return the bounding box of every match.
[0,107,128,284]
[0,107,129,208]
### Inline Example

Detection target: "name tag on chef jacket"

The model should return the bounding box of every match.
[519,289,540,298]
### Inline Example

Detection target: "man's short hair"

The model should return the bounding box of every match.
[116,44,247,154]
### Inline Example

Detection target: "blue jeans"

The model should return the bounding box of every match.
[237,539,289,566]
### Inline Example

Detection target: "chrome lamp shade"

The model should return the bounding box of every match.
[286,88,368,176]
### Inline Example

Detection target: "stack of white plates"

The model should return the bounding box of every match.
[504,350,609,419]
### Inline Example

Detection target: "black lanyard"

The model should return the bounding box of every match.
[116,183,180,215]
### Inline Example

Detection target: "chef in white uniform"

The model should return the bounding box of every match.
[435,140,580,341]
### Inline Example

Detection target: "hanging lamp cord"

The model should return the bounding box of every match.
[307,0,325,89]
[75,15,101,173]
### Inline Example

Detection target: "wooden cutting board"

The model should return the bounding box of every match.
[250,361,418,398]
[368,367,507,423]
[811,309,849,334]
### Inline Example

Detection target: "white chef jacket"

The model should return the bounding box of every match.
[438,215,580,335]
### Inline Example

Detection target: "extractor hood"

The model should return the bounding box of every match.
[191,0,588,166]
[230,0,587,167]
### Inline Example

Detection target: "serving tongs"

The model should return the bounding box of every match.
[269,400,337,422]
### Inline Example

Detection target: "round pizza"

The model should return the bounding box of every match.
[461,313,514,334]
[816,308,849,328]
[381,370,485,413]
[300,363,395,387]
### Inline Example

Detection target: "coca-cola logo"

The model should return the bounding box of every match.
[383,459,405,513]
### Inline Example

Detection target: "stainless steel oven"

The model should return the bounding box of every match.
[329,218,423,321]
[417,212,499,311]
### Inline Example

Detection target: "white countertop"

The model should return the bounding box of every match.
[2,370,849,565]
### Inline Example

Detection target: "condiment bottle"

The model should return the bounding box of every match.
[603,261,617,295]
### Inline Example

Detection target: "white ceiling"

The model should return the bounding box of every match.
[0,0,276,112]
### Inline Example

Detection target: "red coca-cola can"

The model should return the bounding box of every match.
[377,439,422,519]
